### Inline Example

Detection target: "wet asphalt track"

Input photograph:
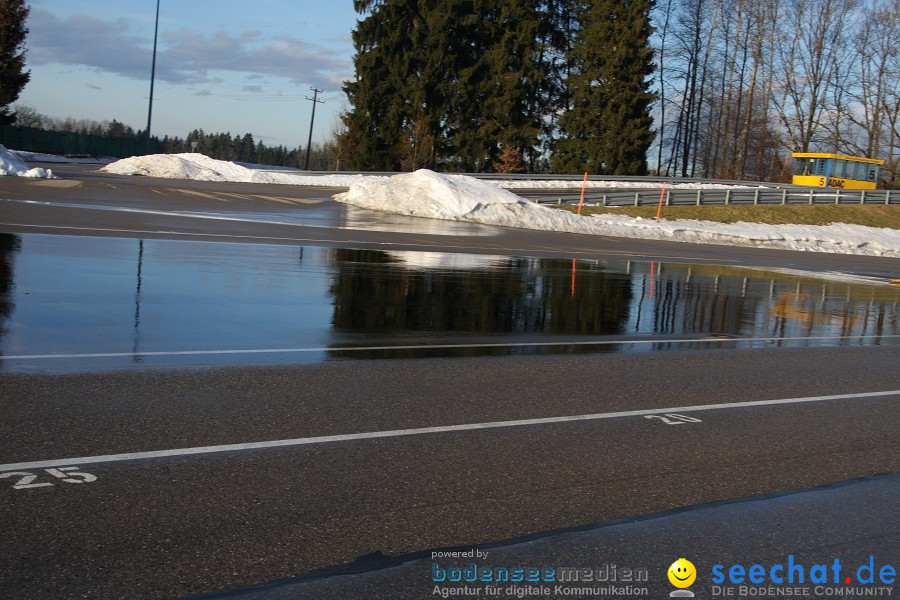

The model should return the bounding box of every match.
[0,164,897,599]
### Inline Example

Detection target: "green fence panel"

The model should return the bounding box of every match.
[0,125,154,158]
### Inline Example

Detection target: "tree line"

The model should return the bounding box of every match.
[160,129,336,169]
[14,106,146,139]
[3,0,896,183]
[340,0,657,175]
[656,0,898,186]
[10,105,338,169]
[340,0,898,186]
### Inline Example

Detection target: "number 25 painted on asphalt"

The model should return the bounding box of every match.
[1,467,97,490]
[644,413,703,425]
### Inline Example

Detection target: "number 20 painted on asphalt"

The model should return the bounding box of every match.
[644,413,703,425]
[1,467,97,490]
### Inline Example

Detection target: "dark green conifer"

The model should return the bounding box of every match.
[344,0,547,172]
[552,0,656,175]
[0,0,31,125]
[343,0,428,171]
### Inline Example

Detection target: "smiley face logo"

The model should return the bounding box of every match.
[668,558,697,588]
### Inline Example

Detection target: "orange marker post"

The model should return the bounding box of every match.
[655,181,667,222]
[577,172,588,215]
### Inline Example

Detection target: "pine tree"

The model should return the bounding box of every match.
[552,0,657,175]
[0,0,31,125]
[529,0,581,171]
[345,0,547,172]
[444,0,544,172]
[343,0,428,171]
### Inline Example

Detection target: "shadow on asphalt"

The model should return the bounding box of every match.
[192,472,899,599]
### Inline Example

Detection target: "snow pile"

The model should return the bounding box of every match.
[102,153,371,186]
[98,155,899,256]
[334,169,525,219]
[335,169,900,257]
[582,213,900,256]
[0,145,56,178]
[101,153,760,190]
[103,152,254,181]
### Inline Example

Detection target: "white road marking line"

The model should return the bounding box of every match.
[2,334,899,361]
[1,390,897,472]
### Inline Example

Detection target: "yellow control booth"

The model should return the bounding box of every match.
[792,152,883,190]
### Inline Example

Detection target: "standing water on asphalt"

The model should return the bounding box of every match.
[0,233,897,371]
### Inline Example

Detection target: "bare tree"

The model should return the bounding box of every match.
[397,109,435,172]
[774,0,858,152]
[323,113,351,172]
[653,0,676,174]
[11,103,42,128]
[879,0,900,187]
[845,0,897,160]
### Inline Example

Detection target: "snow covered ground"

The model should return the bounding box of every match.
[101,152,756,190]
[8,150,900,257]
[0,145,57,178]
[102,153,371,186]
[335,170,900,258]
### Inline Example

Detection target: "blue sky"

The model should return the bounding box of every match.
[19,0,359,148]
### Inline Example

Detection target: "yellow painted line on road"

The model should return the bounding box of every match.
[216,192,256,201]
[25,179,82,188]
[249,194,296,205]
[168,188,232,202]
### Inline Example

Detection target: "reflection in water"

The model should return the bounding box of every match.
[327,250,899,358]
[630,263,900,351]
[133,240,144,362]
[329,250,633,352]
[0,233,21,354]
[340,205,498,237]
[0,233,896,371]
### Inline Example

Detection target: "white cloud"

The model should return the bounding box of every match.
[28,10,152,80]
[26,8,352,90]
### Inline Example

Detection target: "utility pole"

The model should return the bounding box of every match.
[304,87,325,170]
[145,0,160,155]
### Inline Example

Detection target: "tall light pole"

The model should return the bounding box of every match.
[304,87,325,170]
[145,0,160,155]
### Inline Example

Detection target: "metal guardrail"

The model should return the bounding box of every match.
[283,169,897,205]
[528,187,896,206]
